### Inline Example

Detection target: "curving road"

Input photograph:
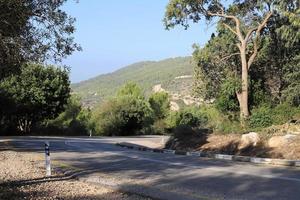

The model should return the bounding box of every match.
[1,136,300,200]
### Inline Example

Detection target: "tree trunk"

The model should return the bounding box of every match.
[18,118,32,134]
[238,43,250,121]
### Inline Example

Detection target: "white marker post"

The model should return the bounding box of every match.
[45,141,51,176]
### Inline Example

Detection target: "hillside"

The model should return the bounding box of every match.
[72,57,195,107]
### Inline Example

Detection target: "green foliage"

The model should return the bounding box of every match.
[72,57,193,107]
[282,55,300,106]
[50,96,82,127]
[270,103,300,125]
[249,80,270,108]
[149,92,170,120]
[165,111,180,129]
[215,77,240,113]
[0,63,70,133]
[151,119,168,135]
[215,77,270,114]
[249,103,300,129]
[93,86,154,136]
[47,95,94,135]
[166,106,208,129]
[194,105,244,134]
[117,82,144,99]
[249,106,274,129]
[0,0,80,79]
[192,28,239,100]
[164,0,299,122]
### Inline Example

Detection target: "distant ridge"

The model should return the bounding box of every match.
[71,56,194,107]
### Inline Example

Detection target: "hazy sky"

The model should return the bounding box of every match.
[62,0,215,83]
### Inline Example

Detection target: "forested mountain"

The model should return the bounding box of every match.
[72,57,194,107]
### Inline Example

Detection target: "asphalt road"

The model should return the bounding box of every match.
[1,136,300,200]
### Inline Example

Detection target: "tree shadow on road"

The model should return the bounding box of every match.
[2,140,300,200]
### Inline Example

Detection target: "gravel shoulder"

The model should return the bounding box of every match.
[0,150,151,200]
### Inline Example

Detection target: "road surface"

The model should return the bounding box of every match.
[1,136,300,200]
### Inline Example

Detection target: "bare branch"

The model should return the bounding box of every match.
[217,52,240,63]
[206,11,243,41]
[223,23,238,35]
[247,12,272,69]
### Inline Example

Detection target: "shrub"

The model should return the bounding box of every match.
[249,106,273,128]
[249,103,300,129]
[152,119,168,135]
[94,95,153,136]
[165,106,208,129]
[0,63,70,133]
[45,95,94,136]
[179,112,199,126]
[149,92,170,120]
[214,120,245,134]
[198,105,245,134]
[215,77,240,113]
[165,111,181,129]
[68,119,88,135]
[271,103,300,124]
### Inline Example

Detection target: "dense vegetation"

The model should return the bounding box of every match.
[0,0,80,80]
[0,0,79,134]
[0,64,70,133]
[71,57,193,107]
[0,0,299,138]
[164,0,300,128]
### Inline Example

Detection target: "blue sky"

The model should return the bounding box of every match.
[62,0,215,83]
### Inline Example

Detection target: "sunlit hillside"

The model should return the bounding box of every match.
[72,57,195,107]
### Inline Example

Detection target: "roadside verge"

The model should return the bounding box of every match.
[116,142,300,167]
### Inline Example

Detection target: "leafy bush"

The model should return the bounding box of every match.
[149,92,170,120]
[166,106,208,129]
[197,105,246,134]
[117,82,144,99]
[93,95,153,136]
[271,103,299,124]
[179,112,197,126]
[249,103,300,129]
[151,119,168,135]
[165,111,181,129]
[215,77,240,113]
[45,95,94,135]
[249,80,270,109]
[0,63,70,133]
[68,119,88,135]
[249,106,273,128]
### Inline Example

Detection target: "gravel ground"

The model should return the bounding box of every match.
[0,150,151,200]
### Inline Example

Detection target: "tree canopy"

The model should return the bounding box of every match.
[0,63,70,133]
[0,0,80,79]
[164,0,299,120]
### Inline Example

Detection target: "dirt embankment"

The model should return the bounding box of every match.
[166,122,300,160]
[0,151,151,200]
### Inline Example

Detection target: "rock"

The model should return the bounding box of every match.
[239,132,260,149]
[170,101,180,111]
[152,84,165,93]
[268,134,297,148]
[268,136,285,148]
[283,134,297,141]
